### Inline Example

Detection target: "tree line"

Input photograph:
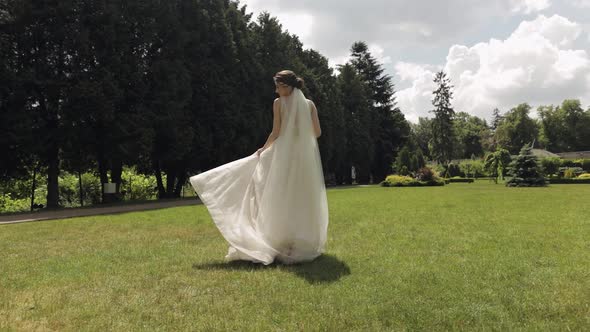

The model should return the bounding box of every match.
[0,0,409,208]
[1,1,589,209]
[408,72,590,166]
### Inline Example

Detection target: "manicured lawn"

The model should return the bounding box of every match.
[1,182,589,330]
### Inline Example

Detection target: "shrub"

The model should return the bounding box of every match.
[121,167,158,201]
[577,173,590,179]
[382,173,445,187]
[561,167,583,178]
[383,175,417,187]
[540,157,561,176]
[415,167,435,182]
[0,194,30,213]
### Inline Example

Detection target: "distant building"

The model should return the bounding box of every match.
[531,149,560,158]
[555,151,590,159]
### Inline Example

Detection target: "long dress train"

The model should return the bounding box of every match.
[189,88,329,265]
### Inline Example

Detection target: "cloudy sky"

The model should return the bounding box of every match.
[240,0,590,123]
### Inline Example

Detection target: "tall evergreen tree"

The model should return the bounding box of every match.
[5,0,81,208]
[349,41,409,183]
[491,108,502,131]
[336,64,372,184]
[430,71,455,165]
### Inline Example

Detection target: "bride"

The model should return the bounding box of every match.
[189,70,329,265]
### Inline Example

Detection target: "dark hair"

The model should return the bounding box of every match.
[274,70,304,89]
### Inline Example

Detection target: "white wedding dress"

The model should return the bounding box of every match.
[189,88,329,265]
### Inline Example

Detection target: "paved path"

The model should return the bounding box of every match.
[0,198,201,225]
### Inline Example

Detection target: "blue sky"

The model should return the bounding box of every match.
[240,0,590,123]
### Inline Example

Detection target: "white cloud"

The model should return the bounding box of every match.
[510,0,551,14]
[239,0,554,70]
[395,62,439,123]
[571,0,590,8]
[396,14,590,123]
[273,12,314,45]
[368,44,392,65]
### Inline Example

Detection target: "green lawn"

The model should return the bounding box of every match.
[1,182,589,331]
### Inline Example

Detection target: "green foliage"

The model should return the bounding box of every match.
[410,117,433,159]
[484,148,512,183]
[0,193,30,213]
[453,112,490,159]
[578,173,590,179]
[494,103,538,154]
[538,100,590,152]
[121,167,158,201]
[459,160,485,178]
[442,163,462,178]
[506,144,547,187]
[0,168,159,213]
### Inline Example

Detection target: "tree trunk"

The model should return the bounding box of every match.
[46,145,60,209]
[165,168,176,199]
[154,161,166,199]
[78,170,84,207]
[111,159,123,201]
[174,171,187,197]
[30,165,37,211]
[357,165,371,184]
[97,156,109,203]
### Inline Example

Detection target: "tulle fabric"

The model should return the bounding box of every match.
[189,88,329,265]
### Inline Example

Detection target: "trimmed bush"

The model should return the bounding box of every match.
[547,178,590,184]
[382,174,445,187]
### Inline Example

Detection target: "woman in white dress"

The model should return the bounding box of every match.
[189,70,329,265]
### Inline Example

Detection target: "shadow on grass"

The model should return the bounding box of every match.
[192,254,350,284]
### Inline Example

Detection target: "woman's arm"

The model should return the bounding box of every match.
[309,100,322,138]
[260,98,281,151]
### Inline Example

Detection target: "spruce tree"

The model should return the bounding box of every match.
[506,143,547,187]
[430,71,455,165]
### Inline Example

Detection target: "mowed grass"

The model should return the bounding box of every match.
[1,182,589,331]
